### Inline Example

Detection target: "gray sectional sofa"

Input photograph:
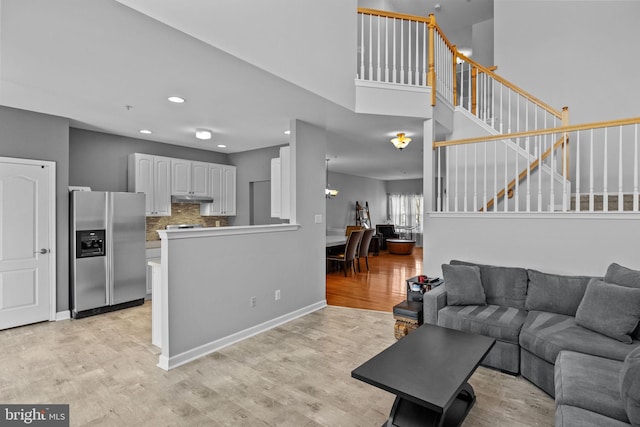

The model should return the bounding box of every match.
[424,261,640,426]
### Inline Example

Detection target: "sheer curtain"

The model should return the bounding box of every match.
[387,193,424,246]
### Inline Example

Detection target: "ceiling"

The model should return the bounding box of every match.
[0,0,492,181]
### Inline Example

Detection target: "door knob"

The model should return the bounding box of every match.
[35,248,49,254]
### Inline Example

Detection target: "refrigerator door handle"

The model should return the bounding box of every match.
[107,192,114,306]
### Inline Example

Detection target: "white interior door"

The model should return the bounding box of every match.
[0,158,54,329]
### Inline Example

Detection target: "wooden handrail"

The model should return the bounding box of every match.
[434,116,640,149]
[455,52,563,119]
[480,135,567,211]
[357,8,432,24]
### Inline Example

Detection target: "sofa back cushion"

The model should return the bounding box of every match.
[450,260,527,309]
[525,270,596,316]
[620,346,640,425]
[605,263,640,340]
[441,264,486,306]
[575,279,640,344]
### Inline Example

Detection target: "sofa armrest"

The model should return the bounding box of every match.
[423,285,447,325]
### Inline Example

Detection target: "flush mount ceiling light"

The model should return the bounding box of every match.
[284,130,291,135]
[139,129,152,135]
[195,128,212,140]
[168,96,185,103]
[390,133,412,150]
[217,144,227,148]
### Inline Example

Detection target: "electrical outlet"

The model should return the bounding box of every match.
[250,296,257,308]
[275,290,281,301]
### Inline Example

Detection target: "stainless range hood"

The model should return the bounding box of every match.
[171,194,214,204]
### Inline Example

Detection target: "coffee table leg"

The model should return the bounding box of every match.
[384,382,476,427]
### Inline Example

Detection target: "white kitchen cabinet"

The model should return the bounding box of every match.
[270,157,281,218]
[128,153,171,216]
[271,146,291,219]
[171,159,209,197]
[201,164,236,216]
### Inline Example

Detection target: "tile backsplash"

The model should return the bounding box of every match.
[145,203,229,241]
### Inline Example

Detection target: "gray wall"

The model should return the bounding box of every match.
[0,106,70,312]
[161,119,327,363]
[495,1,640,124]
[386,178,423,195]
[325,171,387,234]
[69,128,229,192]
[228,145,284,226]
[472,18,494,68]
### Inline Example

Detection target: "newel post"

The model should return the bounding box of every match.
[452,45,458,107]
[471,67,478,115]
[427,14,436,106]
[562,106,570,180]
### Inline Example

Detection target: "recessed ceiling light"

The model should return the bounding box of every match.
[139,129,152,134]
[217,144,227,148]
[195,128,212,140]
[168,96,185,103]
[284,130,291,135]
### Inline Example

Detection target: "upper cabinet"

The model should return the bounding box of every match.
[128,153,171,216]
[201,164,236,216]
[171,159,209,197]
[130,153,236,217]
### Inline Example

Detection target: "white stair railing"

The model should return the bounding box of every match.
[434,117,640,213]
[357,9,430,87]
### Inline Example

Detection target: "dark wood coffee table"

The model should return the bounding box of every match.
[351,324,495,427]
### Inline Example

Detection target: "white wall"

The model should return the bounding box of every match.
[423,213,640,278]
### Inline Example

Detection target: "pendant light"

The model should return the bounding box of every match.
[325,159,339,199]
[390,133,412,150]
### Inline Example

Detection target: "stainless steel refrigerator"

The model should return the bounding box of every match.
[70,191,146,318]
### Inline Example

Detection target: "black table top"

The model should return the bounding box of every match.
[351,324,495,413]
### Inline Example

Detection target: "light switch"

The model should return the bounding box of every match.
[314,214,323,224]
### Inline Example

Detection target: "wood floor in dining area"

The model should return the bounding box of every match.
[326,246,424,312]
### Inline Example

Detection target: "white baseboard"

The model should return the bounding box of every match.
[157,300,327,371]
[55,311,71,321]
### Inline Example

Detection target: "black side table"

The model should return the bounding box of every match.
[405,275,443,302]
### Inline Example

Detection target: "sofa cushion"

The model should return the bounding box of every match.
[520,311,640,365]
[620,346,640,426]
[437,304,527,344]
[450,260,527,309]
[555,351,629,423]
[575,279,640,344]
[441,264,486,306]
[605,263,640,340]
[525,269,595,316]
[605,263,640,288]
[555,405,631,427]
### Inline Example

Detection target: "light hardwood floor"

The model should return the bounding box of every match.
[0,302,554,426]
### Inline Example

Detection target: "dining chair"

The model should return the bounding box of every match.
[327,229,363,276]
[345,225,363,236]
[357,228,376,272]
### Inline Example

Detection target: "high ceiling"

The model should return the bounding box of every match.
[0,0,492,180]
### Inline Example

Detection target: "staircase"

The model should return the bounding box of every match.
[355,8,640,215]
